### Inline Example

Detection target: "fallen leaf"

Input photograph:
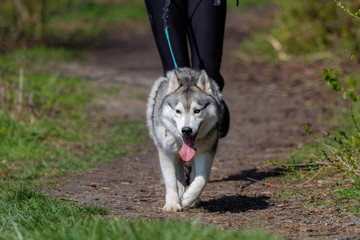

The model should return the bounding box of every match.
[0,169,7,177]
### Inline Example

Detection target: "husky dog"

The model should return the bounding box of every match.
[147,68,223,212]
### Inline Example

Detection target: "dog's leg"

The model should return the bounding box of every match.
[181,152,214,208]
[177,162,186,198]
[158,149,182,212]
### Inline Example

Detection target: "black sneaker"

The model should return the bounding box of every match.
[219,100,230,138]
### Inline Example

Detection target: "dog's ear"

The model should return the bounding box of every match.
[167,71,180,94]
[197,70,212,95]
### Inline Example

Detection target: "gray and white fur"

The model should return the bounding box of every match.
[146,67,223,211]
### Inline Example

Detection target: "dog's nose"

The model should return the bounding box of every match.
[181,127,192,136]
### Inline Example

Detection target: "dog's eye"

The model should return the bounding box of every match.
[194,109,201,114]
[176,110,181,114]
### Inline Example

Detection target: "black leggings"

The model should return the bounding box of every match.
[145,0,227,91]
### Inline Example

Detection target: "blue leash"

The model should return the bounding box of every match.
[163,0,178,69]
[164,26,178,69]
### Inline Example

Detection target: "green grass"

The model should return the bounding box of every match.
[0,184,282,240]
[0,183,109,239]
[0,114,146,179]
[30,219,281,240]
[336,183,360,213]
[0,46,148,180]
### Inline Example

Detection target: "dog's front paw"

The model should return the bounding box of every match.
[163,203,182,212]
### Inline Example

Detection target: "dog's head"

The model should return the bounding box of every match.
[160,68,222,160]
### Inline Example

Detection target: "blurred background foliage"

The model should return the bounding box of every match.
[0,0,146,51]
[234,0,360,62]
[273,0,360,57]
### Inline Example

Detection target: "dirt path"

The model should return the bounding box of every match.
[49,6,360,239]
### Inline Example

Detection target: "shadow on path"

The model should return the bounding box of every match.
[200,195,271,213]
[210,167,284,188]
[200,167,282,213]
[216,168,284,182]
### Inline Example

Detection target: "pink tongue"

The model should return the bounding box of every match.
[179,137,196,162]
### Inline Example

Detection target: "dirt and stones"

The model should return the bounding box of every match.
[48,6,360,239]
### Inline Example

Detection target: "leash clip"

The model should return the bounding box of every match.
[214,0,221,6]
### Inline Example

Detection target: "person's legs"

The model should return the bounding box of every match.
[187,0,227,91]
[187,0,229,138]
[145,0,190,74]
